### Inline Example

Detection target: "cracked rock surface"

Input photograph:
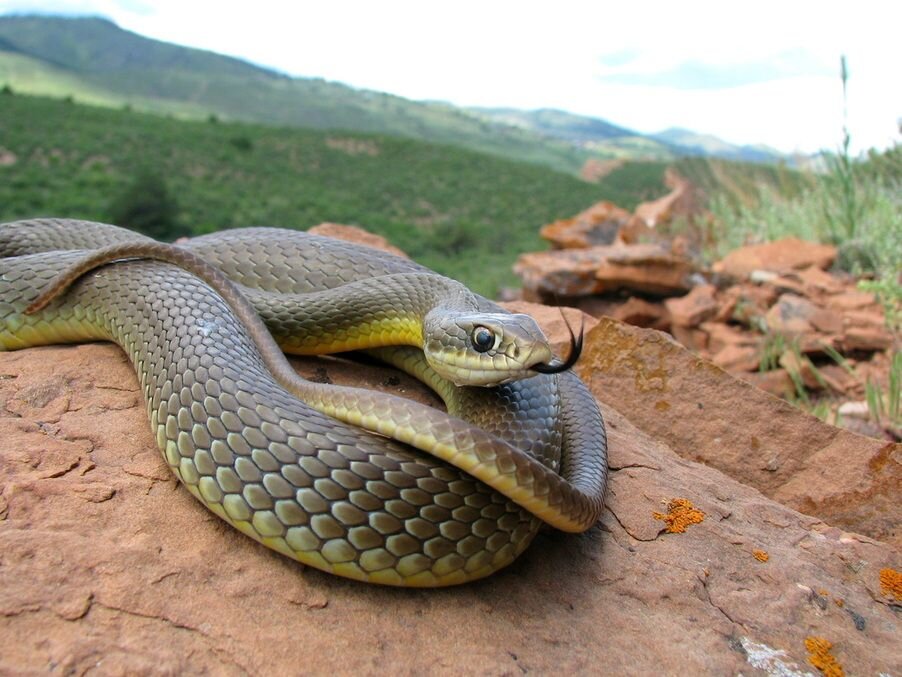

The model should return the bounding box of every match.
[0,340,898,675]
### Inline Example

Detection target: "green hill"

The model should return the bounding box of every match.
[0,93,669,296]
[0,15,598,174]
[0,15,796,173]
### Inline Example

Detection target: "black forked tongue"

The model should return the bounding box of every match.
[532,310,584,375]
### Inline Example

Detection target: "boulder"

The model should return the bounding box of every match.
[740,369,796,398]
[765,293,820,336]
[665,284,718,328]
[701,321,760,357]
[539,200,631,249]
[514,244,694,299]
[713,283,777,326]
[713,237,837,279]
[608,296,672,331]
[840,310,893,352]
[572,317,900,548]
[1,342,899,675]
[308,223,409,259]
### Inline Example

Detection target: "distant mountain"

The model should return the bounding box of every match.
[0,14,792,170]
[468,107,636,142]
[472,108,790,165]
[470,107,674,160]
[651,128,785,164]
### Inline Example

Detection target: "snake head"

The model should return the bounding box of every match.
[423,311,567,386]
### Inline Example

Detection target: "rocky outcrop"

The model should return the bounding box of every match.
[575,316,901,548]
[1,342,899,675]
[540,200,631,249]
[714,237,837,279]
[517,189,896,442]
[515,244,695,299]
[517,170,706,303]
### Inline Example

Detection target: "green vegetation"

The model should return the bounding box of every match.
[865,350,901,429]
[0,15,599,175]
[0,15,798,174]
[108,170,183,240]
[701,54,900,330]
[705,145,901,324]
[0,93,667,296]
[673,155,814,210]
[714,142,900,430]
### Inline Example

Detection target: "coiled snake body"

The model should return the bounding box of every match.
[0,219,607,587]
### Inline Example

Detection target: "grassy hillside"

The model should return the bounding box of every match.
[0,93,668,296]
[672,156,814,208]
[0,15,798,174]
[0,15,597,175]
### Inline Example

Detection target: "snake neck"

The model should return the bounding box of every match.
[247,273,478,356]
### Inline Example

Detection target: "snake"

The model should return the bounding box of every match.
[0,218,607,587]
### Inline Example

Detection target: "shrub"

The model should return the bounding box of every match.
[109,171,183,241]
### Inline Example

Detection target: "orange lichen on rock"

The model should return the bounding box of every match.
[879,568,902,601]
[805,636,844,677]
[753,549,769,562]
[653,498,705,533]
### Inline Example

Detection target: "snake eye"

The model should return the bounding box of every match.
[471,326,495,353]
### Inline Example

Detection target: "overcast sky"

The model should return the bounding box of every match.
[1,0,899,154]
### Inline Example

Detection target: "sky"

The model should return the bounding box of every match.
[1,0,900,155]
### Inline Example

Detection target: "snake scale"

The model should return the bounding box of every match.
[0,218,607,587]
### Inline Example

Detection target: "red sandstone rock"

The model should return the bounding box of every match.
[701,321,760,356]
[778,349,822,390]
[308,223,409,258]
[670,325,709,353]
[765,293,819,336]
[573,317,900,547]
[712,343,761,372]
[539,200,631,249]
[514,244,694,298]
[817,364,859,395]
[740,369,795,398]
[808,306,844,335]
[714,283,777,326]
[841,310,893,352]
[2,339,899,675]
[827,290,879,311]
[713,237,837,279]
[625,168,706,233]
[570,296,624,320]
[665,284,717,328]
[795,265,847,296]
[609,296,671,331]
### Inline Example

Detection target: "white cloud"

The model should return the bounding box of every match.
[1,0,899,153]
